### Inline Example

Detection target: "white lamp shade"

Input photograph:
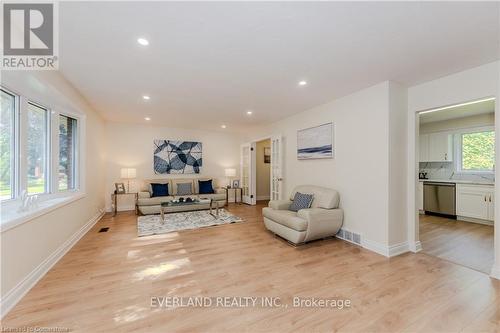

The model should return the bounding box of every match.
[120,168,137,179]
[225,168,236,177]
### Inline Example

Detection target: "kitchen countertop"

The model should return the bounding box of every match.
[418,178,494,185]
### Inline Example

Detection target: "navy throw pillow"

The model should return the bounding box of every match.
[289,192,314,212]
[198,179,215,194]
[151,183,169,197]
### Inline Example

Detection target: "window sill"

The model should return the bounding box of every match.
[0,192,86,233]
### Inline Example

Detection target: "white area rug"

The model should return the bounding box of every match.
[137,209,243,236]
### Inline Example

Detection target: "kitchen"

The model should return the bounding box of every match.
[417,98,495,273]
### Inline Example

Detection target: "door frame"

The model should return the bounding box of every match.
[408,96,498,276]
[240,142,256,205]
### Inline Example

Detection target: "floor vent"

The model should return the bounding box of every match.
[336,228,361,245]
[99,227,109,233]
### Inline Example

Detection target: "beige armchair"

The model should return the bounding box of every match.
[262,185,343,244]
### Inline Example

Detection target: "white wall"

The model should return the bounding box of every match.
[104,122,245,210]
[420,113,494,134]
[0,71,106,313]
[247,82,400,250]
[407,61,499,257]
[256,139,271,200]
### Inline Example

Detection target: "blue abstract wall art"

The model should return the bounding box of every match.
[297,123,334,160]
[154,140,202,174]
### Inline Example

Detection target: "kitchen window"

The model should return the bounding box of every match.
[457,128,495,173]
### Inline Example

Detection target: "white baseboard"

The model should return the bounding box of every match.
[0,209,105,319]
[457,216,494,226]
[361,239,410,257]
[256,195,270,201]
[490,265,500,280]
[409,240,422,253]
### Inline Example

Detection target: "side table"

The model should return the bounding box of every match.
[112,192,138,216]
[223,187,243,206]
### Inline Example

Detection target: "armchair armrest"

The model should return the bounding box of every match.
[138,191,151,199]
[215,188,226,194]
[297,208,344,241]
[269,200,292,210]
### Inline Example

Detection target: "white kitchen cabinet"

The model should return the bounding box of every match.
[419,134,429,162]
[418,181,424,212]
[456,184,494,222]
[419,132,453,162]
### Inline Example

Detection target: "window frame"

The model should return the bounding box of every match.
[58,113,79,192]
[454,126,495,175]
[0,87,20,202]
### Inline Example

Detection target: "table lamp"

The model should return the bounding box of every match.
[225,168,236,188]
[120,168,137,193]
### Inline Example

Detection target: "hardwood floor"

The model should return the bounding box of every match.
[420,214,494,274]
[3,203,500,332]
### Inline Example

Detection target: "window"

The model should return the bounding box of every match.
[27,102,49,194]
[59,115,77,190]
[459,130,495,172]
[1,89,16,200]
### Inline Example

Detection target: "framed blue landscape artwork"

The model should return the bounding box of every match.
[297,123,334,160]
[154,140,202,174]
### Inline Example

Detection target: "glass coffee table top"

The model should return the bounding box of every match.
[161,199,210,207]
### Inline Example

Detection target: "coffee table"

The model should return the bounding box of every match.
[160,199,219,221]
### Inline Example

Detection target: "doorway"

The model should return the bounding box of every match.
[415,97,495,273]
[240,135,283,205]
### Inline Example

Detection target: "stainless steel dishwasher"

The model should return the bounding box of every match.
[423,182,456,216]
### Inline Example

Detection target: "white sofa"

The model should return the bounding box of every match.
[137,178,226,215]
[262,185,343,244]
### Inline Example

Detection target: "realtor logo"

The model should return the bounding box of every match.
[2,2,58,69]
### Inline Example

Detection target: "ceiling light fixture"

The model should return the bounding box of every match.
[419,97,496,115]
[246,110,253,115]
[144,117,151,121]
[298,80,308,86]
[137,38,149,46]
[221,125,227,129]
[142,95,150,100]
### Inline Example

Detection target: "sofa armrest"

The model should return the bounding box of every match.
[297,208,344,241]
[269,200,292,210]
[215,188,226,195]
[138,191,151,199]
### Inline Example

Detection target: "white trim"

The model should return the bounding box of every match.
[490,265,500,280]
[457,216,494,226]
[0,209,104,319]
[409,241,422,253]
[361,239,410,257]
[0,192,86,233]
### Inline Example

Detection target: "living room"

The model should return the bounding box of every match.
[1,1,500,332]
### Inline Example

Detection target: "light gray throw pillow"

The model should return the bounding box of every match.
[289,192,314,212]
[177,183,193,196]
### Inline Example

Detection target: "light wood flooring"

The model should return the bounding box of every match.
[420,214,494,274]
[2,202,500,332]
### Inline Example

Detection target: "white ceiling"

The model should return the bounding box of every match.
[420,99,495,124]
[59,2,500,131]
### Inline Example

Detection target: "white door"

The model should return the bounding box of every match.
[270,135,284,201]
[241,142,256,205]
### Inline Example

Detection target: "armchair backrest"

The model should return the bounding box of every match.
[290,185,339,209]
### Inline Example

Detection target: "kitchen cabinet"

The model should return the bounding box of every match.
[418,181,424,212]
[456,184,494,221]
[419,132,453,162]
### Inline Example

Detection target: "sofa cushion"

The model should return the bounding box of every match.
[289,192,314,212]
[177,182,193,196]
[151,183,169,197]
[138,196,173,206]
[290,185,340,209]
[198,193,225,201]
[262,207,308,231]
[198,179,215,194]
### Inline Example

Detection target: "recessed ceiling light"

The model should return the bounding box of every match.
[221,124,227,129]
[298,80,308,86]
[144,117,151,121]
[137,38,149,46]
[142,95,150,100]
[246,110,253,115]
